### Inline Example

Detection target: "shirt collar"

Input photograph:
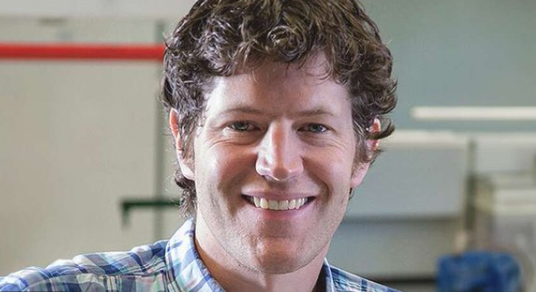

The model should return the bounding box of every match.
[321,259,336,292]
[164,219,225,292]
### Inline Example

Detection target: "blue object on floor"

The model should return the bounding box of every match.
[437,251,521,292]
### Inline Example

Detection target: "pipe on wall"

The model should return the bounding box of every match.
[0,43,164,61]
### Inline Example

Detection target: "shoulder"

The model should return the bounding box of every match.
[0,240,168,292]
[329,265,402,292]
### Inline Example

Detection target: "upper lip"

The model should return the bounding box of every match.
[242,192,314,200]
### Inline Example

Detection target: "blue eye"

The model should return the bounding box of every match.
[303,123,328,133]
[229,121,255,132]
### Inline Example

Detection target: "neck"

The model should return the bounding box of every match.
[194,216,328,292]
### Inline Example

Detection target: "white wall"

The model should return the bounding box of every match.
[0,19,185,275]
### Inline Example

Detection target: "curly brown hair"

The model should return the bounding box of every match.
[161,0,397,215]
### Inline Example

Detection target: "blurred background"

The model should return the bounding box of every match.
[1,0,535,291]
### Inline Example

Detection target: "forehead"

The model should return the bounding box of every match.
[204,55,351,116]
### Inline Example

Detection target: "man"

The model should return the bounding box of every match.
[0,0,398,291]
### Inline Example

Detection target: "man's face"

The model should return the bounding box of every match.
[177,55,371,274]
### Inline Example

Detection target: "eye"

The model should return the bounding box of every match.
[228,121,257,132]
[301,123,329,133]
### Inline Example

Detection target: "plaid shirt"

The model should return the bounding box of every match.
[0,219,400,292]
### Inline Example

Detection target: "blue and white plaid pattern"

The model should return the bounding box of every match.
[0,219,400,292]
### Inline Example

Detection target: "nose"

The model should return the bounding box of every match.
[255,124,304,181]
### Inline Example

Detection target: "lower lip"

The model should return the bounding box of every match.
[242,196,313,220]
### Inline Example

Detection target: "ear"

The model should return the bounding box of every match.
[367,118,381,152]
[350,118,381,188]
[169,109,195,180]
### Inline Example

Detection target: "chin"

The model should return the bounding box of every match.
[253,260,304,275]
[247,249,314,275]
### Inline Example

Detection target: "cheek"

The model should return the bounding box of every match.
[308,159,353,198]
[197,145,253,191]
[315,147,356,181]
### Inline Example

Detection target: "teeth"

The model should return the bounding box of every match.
[288,199,296,209]
[268,200,278,210]
[250,197,308,211]
[260,198,269,209]
[279,200,289,210]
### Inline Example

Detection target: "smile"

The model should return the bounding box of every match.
[247,196,309,211]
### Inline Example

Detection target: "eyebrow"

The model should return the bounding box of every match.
[295,108,337,117]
